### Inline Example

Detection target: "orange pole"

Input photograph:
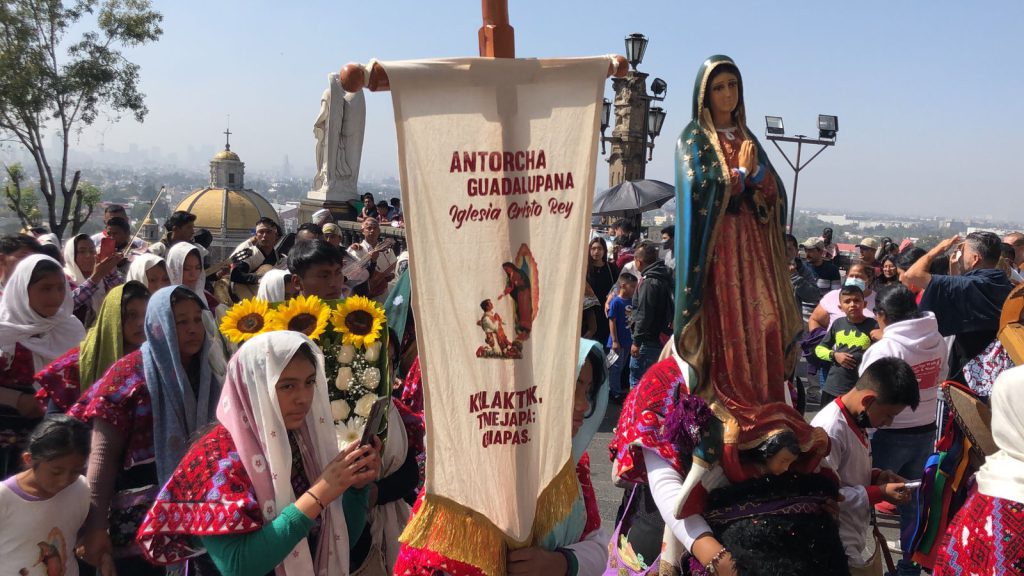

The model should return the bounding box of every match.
[479,0,515,58]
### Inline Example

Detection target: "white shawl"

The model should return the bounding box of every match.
[166,242,205,297]
[127,253,166,289]
[63,234,106,313]
[0,254,86,371]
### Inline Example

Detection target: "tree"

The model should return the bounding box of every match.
[3,163,41,228]
[0,0,163,239]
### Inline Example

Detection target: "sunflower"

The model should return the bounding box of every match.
[219,298,271,343]
[331,295,386,348]
[266,294,331,341]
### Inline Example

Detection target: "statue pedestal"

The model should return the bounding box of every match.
[299,197,357,223]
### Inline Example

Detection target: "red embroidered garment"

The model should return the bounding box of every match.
[609,357,689,482]
[136,424,263,564]
[0,343,37,390]
[934,491,1024,575]
[68,350,155,470]
[34,347,81,412]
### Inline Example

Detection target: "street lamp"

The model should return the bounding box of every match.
[600,98,611,154]
[764,114,839,233]
[624,33,648,70]
[600,33,668,184]
[646,106,667,159]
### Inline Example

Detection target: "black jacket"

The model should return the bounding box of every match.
[630,260,674,344]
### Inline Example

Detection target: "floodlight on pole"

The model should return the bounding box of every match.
[764,114,839,233]
[765,116,785,136]
[817,114,838,139]
[650,77,668,98]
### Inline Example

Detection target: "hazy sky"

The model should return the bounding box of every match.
[74,1,1024,222]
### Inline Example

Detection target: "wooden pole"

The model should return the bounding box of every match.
[479,0,515,58]
[340,0,628,93]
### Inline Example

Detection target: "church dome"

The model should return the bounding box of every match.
[175,187,280,232]
[213,149,240,162]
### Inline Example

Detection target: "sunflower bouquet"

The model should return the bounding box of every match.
[220,294,390,449]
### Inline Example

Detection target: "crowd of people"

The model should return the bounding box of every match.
[1,59,1024,576]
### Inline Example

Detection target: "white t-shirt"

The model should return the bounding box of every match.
[0,476,90,576]
[810,402,873,568]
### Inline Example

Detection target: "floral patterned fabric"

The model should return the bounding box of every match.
[34,347,81,412]
[0,342,36,388]
[136,424,264,564]
[0,343,39,476]
[935,491,1024,575]
[609,357,689,482]
[69,350,155,470]
[398,356,427,492]
[963,339,1015,398]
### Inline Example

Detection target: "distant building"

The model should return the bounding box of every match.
[172,135,280,263]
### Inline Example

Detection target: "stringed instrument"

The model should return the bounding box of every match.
[231,254,288,301]
[346,238,396,297]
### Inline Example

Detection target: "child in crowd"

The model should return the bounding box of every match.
[816,284,879,406]
[810,357,919,575]
[0,415,113,575]
[607,272,636,401]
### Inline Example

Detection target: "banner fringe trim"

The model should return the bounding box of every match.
[398,458,579,576]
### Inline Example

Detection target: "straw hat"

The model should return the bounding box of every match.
[943,382,997,459]
[998,283,1024,365]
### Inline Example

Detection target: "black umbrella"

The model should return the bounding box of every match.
[591,179,675,216]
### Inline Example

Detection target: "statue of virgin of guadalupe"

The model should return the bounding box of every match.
[674,56,828,474]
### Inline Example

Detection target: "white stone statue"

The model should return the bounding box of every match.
[311,72,365,201]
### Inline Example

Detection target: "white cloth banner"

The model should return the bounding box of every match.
[383,56,608,541]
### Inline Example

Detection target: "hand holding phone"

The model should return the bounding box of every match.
[99,236,115,260]
[359,397,390,447]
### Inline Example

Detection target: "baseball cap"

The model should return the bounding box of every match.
[801,236,824,250]
[322,223,341,235]
[856,237,879,250]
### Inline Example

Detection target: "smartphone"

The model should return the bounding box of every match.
[904,480,922,490]
[359,397,390,447]
[99,236,115,260]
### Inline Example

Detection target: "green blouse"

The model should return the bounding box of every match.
[200,486,369,576]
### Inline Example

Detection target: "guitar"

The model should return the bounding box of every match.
[227,245,288,301]
[345,239,396,297]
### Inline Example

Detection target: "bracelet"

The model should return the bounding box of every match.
[306,490,326,512]
[555,547,575,576]
[705,547,729,574]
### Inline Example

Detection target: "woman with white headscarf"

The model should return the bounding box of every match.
[935,365,1024,575]
[257,268,296,303]
[0,255,86,476]
[166,242,229,377]
[137,331,381,576]
[62,233,124,326]
[166,242,216,309]
[127,253,171,292]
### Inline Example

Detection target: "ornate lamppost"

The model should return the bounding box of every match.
[600,33,668,187]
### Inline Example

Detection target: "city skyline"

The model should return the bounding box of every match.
[7,1,1023,221]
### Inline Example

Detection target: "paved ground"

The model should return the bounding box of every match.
[585,367,903,566]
